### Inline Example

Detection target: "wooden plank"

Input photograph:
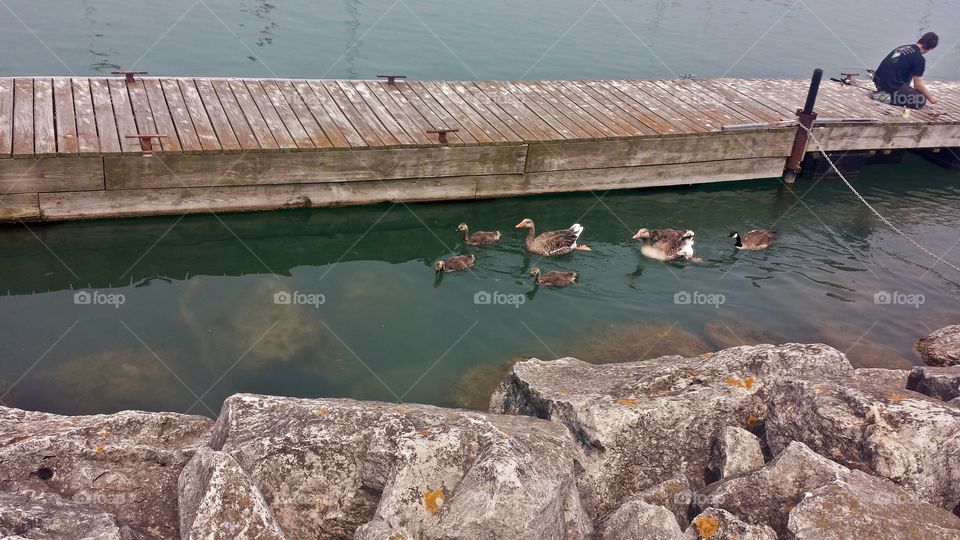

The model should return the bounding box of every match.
[556,80,650,136]
[634,80,717,132]
[327,81,398,146]
[427,81,511,143]
[275,80,333,149]
[363,82,434,146]
[450,82,534,142]
[72,78,100,156]
[90,78,122,155]
[512,81,598,139]
[52,78,78,155]
[261,80,315,150]
[657,80,750,126]
[160,78,202,154]
[104,145,527,189]
[0,78,12,156]
[126,80,159,148]
[502,81,584,140]
[244,80,297,151]
[108,79,142,154]
[582,80,674,135]
[610,80,699,134]
[141,78,183,155]
[477,157,785,198]
[689,79,787,124]
[0,156,104,193]
[12,78,34,157]
[471,81,562,141]
[195,79,243,153]
[33,78,57,156]
[40,175,492,221]
[227,79,279,151]
[316,81,387,146]
[209,79,262,151]
[0,193,40,221]
[525,129,794,172]
[812,123,960,151]
[295,80,364,148]
[178,79,223,152]
[539,80,628,137]
[348,81,416,146]
[394,82,474,145]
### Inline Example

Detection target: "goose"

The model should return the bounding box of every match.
[456,223,501,246]
[632,228,700,262]
[434,254,476,273]
[515,219,591,256]
[530,267,578,287]
[729,229,777,250]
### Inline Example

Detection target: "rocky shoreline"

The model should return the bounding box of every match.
[1,327,958,539]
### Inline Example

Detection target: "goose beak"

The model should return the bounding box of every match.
[515,221,524,228]
[631,231,642,239]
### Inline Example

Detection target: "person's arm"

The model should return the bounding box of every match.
[913,76,938,104]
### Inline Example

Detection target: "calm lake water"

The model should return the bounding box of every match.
[1,0,958,415]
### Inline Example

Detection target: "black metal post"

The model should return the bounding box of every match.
[783,68,823,183]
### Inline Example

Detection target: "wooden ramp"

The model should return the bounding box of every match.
[1,76,958,222]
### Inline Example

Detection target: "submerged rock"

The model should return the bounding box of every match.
[0,489,135,539]
[178,447,286,540]
[787,470,960,539]
[765,377,960,512]
[445,357,523,411]
[916,324,960,366]
[906,366,960,402]
[817,325,914,369]
[594,499,682,540]
[702,319,786,351]
[0,405,212,538]
[565,322,710,364]
[490,343,854,517]
[209,394,591,539]
[707,426,765,481]
[683,507,776,540]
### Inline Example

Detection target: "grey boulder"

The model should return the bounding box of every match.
[593,499,683,540]
[683,508,776,540]
[907,366,960,402]
[708,426,765,481]
[916,324,960,366]
[0,489,135,539]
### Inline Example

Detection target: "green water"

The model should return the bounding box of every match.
[1,0,959,415]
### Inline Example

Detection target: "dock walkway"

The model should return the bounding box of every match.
[1,76,958,221]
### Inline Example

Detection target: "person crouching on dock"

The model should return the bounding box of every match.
[872,32,939,109]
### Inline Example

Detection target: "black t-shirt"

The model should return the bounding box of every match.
[874,44,925,92]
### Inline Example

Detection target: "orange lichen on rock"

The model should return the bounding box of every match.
[423,489,445,513]
[746,415,761,429]
[693,515,719,538]
[615,399,640,406]
[95,445,105,454]
[724,376,756,389]
[418,429,431,437]
[315,407,328,415]
[889,393,905,402]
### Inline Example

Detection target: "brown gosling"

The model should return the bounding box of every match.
[530,267,578,287]
[456,223,501,246]
[434,254,476,273]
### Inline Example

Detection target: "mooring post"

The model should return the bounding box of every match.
[427,128,458,145]
[125,134,167,156]
[112,70,149,84]
[783,68,823,184]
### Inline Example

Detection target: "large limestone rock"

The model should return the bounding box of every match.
[0,406,212,538]
[0,489,135,539]
[907,366,960,402]
[855,367,910,389]
[178,447,286,540]
[707,426,765,481]
[787,470,960,539]
[697,442,848,535]
[766,377,960,512]
[683,508,776,540]
[625,474,694,529]
[916,325,960,366]
[490,343,854,517]
[210,394,591,539]
[593,499,682,540]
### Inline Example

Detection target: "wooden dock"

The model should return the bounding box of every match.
[1,76,958,222]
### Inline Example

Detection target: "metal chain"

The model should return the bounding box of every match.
[800,124,960,274]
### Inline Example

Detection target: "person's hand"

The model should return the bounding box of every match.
[928,95,939,104]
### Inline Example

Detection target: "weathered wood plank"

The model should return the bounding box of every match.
[571,81,657,136]
[90,78,123,155]
[126,80,159,151]
[471,81,562,141]
[72,78,100,156]
[212,79,267,151]
[394,82,474,145]
[12,78,34,157]
[327,81,398,146]
[226,79,279,150]
[689,79,786,124]
[108,79,142,155]
[363,82,434,146]
[275,79,333,149]
[450,82,532,142]
[104,144,527,189]
[141,78,183,155]
[245,80,297,151]
[429,81,511,143]
[41,175,491,220]
[502,81,584,140]
[179,79,223,152]
[194,79,243,153]
[348,81,415,146]
[0,78,13,157]
[634,81,716,132]
[295,80,364,148]
[530,81,617,138]
[610,80,698,134]
[161,78,202,153]
[0,192,40,221]
[0,156,104,194]
[558,80,649,136]
[33,78,57,156]
[812,123,960,151]
[52,78,78,155]
[261,80,315,150]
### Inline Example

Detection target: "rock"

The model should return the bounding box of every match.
[490,343,854,517]
[210,394,591,539]
[627,474,694,529]
[856,367,910,389]
[787,470,960,539]
[0,405,213,538]
[765,377,960,512]
[916,325,960,366]
[0,489,135,539]
[907,366,960,402]
[594,500,682,540]
[178,447,286,540]
[708,426,765,481]
[565,321,711,364]
[697,441,848,535]
[684,508,776,540]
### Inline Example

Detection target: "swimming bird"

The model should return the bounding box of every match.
[729,229,777,250]
[456,223,501,246]
[530,267,578,287]
[632,228,699,262]
[434,254,476,272]
[515,219,591,256]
